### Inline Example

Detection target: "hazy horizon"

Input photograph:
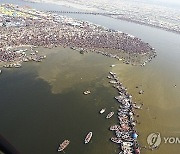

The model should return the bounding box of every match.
[29,0,180,9]
[136,0,180,9]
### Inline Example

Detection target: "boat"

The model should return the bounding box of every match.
[122,137,134,142]
[139,90,144,94]
[133,104,142,109]
[99,108,106,114]
[115,130,123,138]
[109,80,118,84]
[110,137,122,144]
[110,64,116,67]
[0,70,1,74]
[83,90,91,95]
[107,76,112,79]
[110,125,121,131]
[14,63,21,68]
[57,140,70,152]
[123,142,134,147]
[109,71,116,76]
[121,144,133,153]
[85,132,93,144]
[106,112,114,119]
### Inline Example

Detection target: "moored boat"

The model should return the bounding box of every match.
[110,125,121,131]
[110,137,122,144]
[58,140,70,152]
[109,71,116,75]
[85,132,93,144]
[107,75,113,79]
[122,142,133,147]
[106,112,114,119]
[109,80,118,84]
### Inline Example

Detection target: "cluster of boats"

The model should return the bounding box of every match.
[58,71,141,153]
[0,47,46,70]
[108,72,141,154]
[99,108,115,119]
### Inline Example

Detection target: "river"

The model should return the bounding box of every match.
[0,0,180,154]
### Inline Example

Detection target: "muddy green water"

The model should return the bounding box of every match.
[0,47,122,154]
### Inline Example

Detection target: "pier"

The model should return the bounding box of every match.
[46,11,124,16]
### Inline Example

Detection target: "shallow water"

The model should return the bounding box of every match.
[0,0,180,153]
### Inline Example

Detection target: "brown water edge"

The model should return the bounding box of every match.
[84,47,154,66]
[0,44,153,70]
[112,60,180,154]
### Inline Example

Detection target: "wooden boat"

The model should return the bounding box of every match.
[58,140,70,152]
[122,142,133,147]
[85,132,93,144]
[110,137,122,144]
[106,112,114,119]
[110,125,121,131]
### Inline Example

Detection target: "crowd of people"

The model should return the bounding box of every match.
[0,4,156,67]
